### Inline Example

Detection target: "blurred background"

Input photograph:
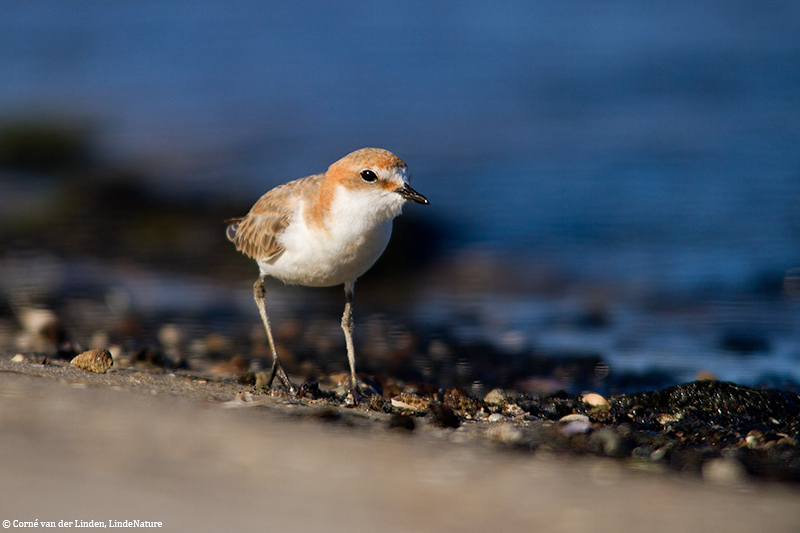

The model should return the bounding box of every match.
[1,1,799,395]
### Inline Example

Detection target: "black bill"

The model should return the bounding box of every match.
[395,184,430,205]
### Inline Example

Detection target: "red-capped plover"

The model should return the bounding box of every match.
[227,148,428,397]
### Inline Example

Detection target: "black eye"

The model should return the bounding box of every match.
[360,169,378,182]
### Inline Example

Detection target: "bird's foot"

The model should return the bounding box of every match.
[263,359,296,396]
[277,373,296,396]
[337,375,379,405]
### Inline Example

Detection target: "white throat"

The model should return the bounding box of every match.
[327,186,404,237]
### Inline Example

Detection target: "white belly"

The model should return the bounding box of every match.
[257,219,393,287]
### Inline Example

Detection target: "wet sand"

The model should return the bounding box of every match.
[1,357,799,533]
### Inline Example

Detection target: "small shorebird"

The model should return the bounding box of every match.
[226,148,428,396]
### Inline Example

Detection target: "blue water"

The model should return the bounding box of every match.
[2,1,799,288]
[2,1,800,387]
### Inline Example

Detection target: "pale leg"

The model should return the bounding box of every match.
[253,277,295,393]
[341,280,357,387]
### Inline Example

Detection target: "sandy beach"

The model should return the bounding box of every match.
[2,356,799,533]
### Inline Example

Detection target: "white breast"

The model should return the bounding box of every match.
[257,186,402,287]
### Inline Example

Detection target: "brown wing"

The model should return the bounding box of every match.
[226,174,323,261]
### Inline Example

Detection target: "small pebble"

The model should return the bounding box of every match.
[485,423,524,445]
[391,393,430,412]
[20,308,59,334]
[108,345,123,363]
[658,413,681,425]
[589,427,621,455]
[560,419,592,436]
[745,429,764,449]
[702,457,749,487]
[17,308,63,353]
[484,388,509,406]
[488,413,506,423]
[502,403,526,418]
[70,348,113,373]
[12,354,25,363]
[559,413,590,423]
[582,392,610,409]
[158,324,185,348]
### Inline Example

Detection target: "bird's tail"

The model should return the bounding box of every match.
[225,218,242,242]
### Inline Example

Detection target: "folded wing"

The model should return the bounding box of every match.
[226,174,323,262]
